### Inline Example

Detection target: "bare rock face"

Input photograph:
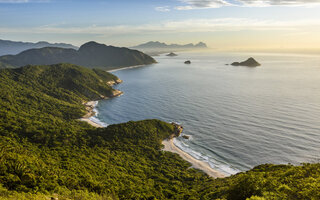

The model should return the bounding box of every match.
[107,79,123,86]
[182,135,190,139]
[231,57,261,67]
[171,123,183,138]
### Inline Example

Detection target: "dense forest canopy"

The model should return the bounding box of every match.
[0,64,319,200]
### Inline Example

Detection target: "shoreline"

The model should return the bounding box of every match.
[79,80,123,128]
[79,74,226,178]
[107,64,149,72]
[162,138,226,178]
[79,101,105,128]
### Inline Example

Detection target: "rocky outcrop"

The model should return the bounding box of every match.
[168,123,183,139]
[107,78,123,86]
[166,52,178,57]
[231,57,261,67]
[184,60,191,64]
[182,135,190,139]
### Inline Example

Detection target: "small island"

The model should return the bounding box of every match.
[184,60,191,64]
[231,57,261,67]
[166,52,178,57]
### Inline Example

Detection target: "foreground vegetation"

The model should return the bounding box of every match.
[0,64,319,199]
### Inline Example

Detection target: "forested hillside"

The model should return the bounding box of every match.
[0,64,319,200]
[0,41,156,70]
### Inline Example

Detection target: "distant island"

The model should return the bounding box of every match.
[184,60,191,64]
[132,41,207,49]
[231,57,261,67]
[0,41,156,70]
[166,52,178,57]
[131,41,207,55]
[0,39,78,56]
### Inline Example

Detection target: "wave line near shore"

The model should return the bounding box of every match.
[162,138,226,178]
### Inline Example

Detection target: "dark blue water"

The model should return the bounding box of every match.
[93,52,320,175]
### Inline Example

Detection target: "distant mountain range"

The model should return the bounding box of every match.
[132,41,207,50]
[0,41,156,70]
[0,39,78,56]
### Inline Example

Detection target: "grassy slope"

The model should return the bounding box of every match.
[0,64,319,200]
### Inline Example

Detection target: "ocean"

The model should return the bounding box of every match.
[92,51,320,175]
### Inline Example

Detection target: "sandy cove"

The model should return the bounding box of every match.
[162,138,225,179]
[79,78,225,178]
[79,79,123,128]
[79,101,104,128]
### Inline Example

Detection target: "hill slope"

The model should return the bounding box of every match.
[0,64,319,199]
[0,41,156,70]
[0,39,77,56]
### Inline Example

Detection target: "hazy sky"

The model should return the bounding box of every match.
[1,0,320,51]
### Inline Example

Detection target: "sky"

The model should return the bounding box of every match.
[1,0,320,51]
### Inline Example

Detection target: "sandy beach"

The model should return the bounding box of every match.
[162,138,225,178]
[79,101,104,128]
[107,64,147,72]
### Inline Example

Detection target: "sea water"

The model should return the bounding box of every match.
[93,51,320,175]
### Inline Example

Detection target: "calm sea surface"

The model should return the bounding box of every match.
[93,52,320,175]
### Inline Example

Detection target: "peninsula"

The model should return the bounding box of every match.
[0,41,156,70]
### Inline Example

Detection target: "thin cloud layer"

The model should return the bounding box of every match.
[1,18,318,36]
[175,0,320,9]
[0,0,48,3]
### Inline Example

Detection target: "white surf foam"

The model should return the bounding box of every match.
[174,138,240,176]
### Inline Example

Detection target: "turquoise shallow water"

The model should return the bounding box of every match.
[93,52,320,175]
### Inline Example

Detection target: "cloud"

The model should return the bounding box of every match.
[155,6,171,12]
[0,18,319,36]
[238,0,320,7]
[176,0,232,9]
[0,0,48,3]
[174,0,320,9]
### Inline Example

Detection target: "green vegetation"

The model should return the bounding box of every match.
[0,64,319,199]
[0,41,156,70]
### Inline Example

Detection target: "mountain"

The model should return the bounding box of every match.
[0,64,319,199]
[132,41,208,50]
[231,57,261,67]
[0,41,156,70]
[0,39,78,56]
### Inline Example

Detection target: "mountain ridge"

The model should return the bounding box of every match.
[0,39,78,56]
[132,41,208,49]
[0,41,156,70]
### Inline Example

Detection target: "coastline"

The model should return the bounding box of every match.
[79,74,226,178]
[79,101,105,128]
[107,64,149,72]
[162,138,226,178]
[79,79,123,128]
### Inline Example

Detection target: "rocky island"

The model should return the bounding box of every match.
[166,52,178,57]
[231,57,261,67]
[184,60,191,64]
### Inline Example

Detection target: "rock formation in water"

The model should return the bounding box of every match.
[166,52,178,57]
[231,57,261,67]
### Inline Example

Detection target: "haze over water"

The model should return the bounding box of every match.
[94,52,320,175]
